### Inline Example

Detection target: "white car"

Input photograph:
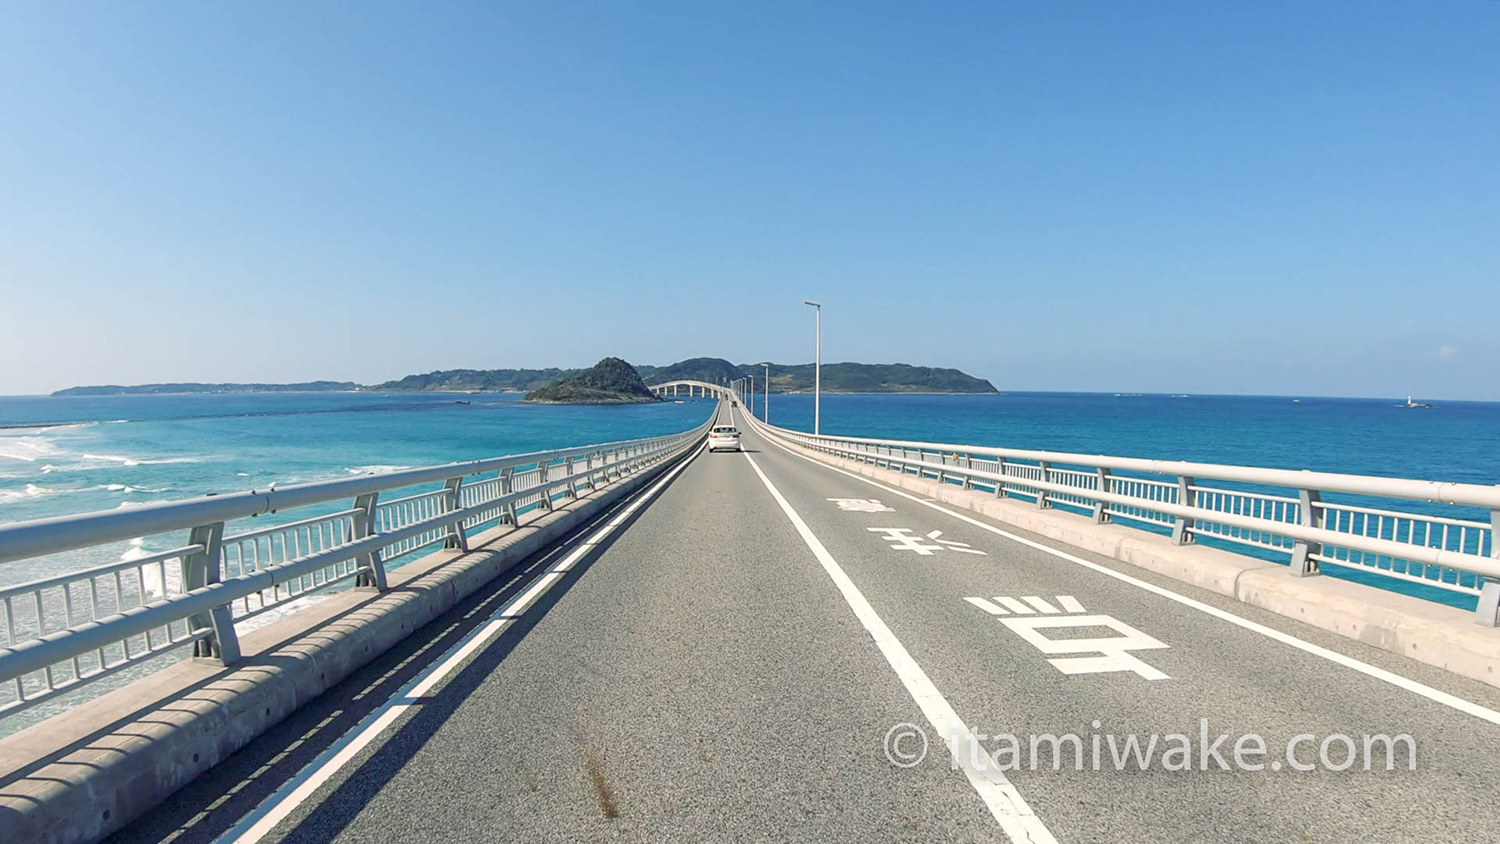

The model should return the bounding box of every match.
[708,425,741,452]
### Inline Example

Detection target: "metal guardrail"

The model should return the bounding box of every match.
[735,404,1500,626]
[0,419,712,716]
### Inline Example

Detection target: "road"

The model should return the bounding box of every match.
[113,402,1500,844]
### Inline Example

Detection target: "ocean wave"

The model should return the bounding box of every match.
[0,436,61,463]
[104,483,172,494]
[82,453,200,468]
[115,499,172,510]
[345,464,413,475]
[0,484,54,503]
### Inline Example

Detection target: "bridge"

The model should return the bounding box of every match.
[2,382,1499,843]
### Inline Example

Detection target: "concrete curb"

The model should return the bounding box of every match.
[772,437,1500,690]
[0,443,697,844]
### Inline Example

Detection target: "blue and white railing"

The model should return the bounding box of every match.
[0,420,710,716]
[734,400,1500,625]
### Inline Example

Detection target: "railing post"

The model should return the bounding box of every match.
[180,521,240,665]
[1035,461,1051,509]
[1289,488,1322,577]
[499,467,520,526]
[537,460,555,511]
[1171,475,1195,545]
[352,491,388,590]
[961,454,975,490]
[443,476,470,552]
[995,458,1008,498]
[1476,510,1500,626]
[564,457,579,499]
[1092,468,1110,524]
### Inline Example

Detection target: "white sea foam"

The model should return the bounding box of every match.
[82,453,199,468]
[0,484,53,503]
[115,499,171,510]
[0,436,61,463]
[346,464,412,475]
[103,483,171,494]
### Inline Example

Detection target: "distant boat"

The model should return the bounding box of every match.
[1292,399,1300,403]
[1396,395,1431,409]
[453,400,471,405]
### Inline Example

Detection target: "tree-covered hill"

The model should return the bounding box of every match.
[736,362,996,394]
[374,368,571,392]
[637,358,748,386]
[523,358,660,404]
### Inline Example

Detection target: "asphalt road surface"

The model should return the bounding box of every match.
[112,401,1500,844]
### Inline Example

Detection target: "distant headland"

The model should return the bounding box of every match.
[52,358,998,398]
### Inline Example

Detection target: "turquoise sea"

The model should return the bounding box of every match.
[2,390,1497,595]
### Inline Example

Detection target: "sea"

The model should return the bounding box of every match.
[1,390,1497,731]
[4,390,1499,572]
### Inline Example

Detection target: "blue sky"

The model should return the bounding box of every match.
[1,2,1495,398]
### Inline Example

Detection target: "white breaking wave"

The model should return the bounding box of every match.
[104,483,171,494]
[82,453,199,468]
[0,484,54,504]
[346,465,412,475]
[115,499,171,510]
[0,436,61,463]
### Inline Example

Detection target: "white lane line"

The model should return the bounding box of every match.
[747,420,1500,727]
[740,451,1058,844]
[1021,596,1061,614]
[1057,595,1086,614]
[965,596,1009,615]
[217,439,709,844]
[997,596,1037,615]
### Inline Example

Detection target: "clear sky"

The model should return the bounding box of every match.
[1,2,1495,399]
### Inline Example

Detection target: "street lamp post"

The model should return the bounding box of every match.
[803,300,821,435]
[763,363,771,423]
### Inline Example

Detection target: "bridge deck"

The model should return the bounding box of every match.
[114,404,1500,844]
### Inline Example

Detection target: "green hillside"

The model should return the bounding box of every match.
[524,358,660,404]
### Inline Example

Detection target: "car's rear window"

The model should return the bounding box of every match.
[713,427,739,434]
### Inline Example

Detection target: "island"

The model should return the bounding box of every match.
[51,358,997,396]
[523,357,661,404]
[53,381,361,397]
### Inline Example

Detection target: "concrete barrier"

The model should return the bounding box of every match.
[0,443,697,844]
[773,436,1500,690]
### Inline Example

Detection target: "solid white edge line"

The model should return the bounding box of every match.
[739,450,1058,844]
[742,411,1500,727]
[218,436,710,844]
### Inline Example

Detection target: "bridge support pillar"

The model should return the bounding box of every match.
[1092,468,1110,523]
[181,521,241,665]
[1289,488,1322,576]
[1035,461,1051,509]
[353,491,389,590]
[1476,580,1500,627]
[1477,510,1500,626]
[443,476,470,552]
[1171,475,1194,545]
[537,461,555,511]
